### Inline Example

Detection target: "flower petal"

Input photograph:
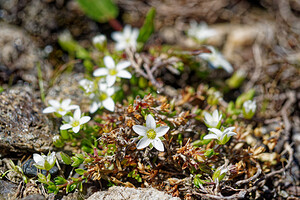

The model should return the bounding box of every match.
[117,70,132,79]
[93,68,108,77]
[57,110,67,116]
[33,153,45,167]
[208,128,223,137]
[155,126,169,137]
[203,134,218,140]
[72,126,80,133]
[104,56,115,69]
[106,87,115,97]
[146,114,156,129]
[80,116,91,125]
[60,124,72,130]
[90,101,101,113]
[42,107,56,114]
[116,61,131,70]
[48,100,60,108]
[204,112,212,123]
[73,109,81,120]
[153,139,164,151]
[132,125,147,136]
[61,99,71,107]
[115,42,126,51]
[67,105,79,110]
[111,32,123,42]
[47,152,56,166]
[106,75,116,87]
[102,97,115,112]
[212,110,219,120]
[136,137,151,149]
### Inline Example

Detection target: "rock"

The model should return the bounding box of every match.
[22,159,59,177]
[21,194,45,200]
[0,0,99,46]
[0,85,58,155]
[0,23,52,86]
[87,186,180,200]
[0,180,18,200]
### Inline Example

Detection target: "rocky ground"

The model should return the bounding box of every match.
[0,0,299,199]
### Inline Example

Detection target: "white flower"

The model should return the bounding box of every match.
[79,79,95,94]
[92,34,107,46]
[187,21,217,42]
[203,110,222,128]
[133,114,169,151]
[243,100,256,113]
[60,108,91,133]
[43,99,79,116]
[33,152,56,171]
[89,81,115,113]
[93,56,132,87]
[111,25,139,51]
[204,127,236,144]
[199,46,233,73]
[52,135,60,143]
[243,100,256,119]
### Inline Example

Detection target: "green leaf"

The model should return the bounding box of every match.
[204,149,214,158]
[76,0,118,22]
[60,152,72,165]
[54,176,67,185]
[69,183,77,192]
[137,8,156,44]
[37,173,47,183]
[75,168,86,176]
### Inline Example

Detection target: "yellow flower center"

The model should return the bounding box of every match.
[100,92,108,101]
[72,120,80,127]
[109,69,118,76]
[147,129,156,140]
[58,107,64,112]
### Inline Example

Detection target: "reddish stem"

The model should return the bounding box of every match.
[108,18,123,31]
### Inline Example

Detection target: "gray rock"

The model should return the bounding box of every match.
[87,186,180,200]
[0,0,99,46]
[0,23,52,86]
[0,85,58,155]
[22,159,59,177]
[21,194,45,200]
[0,180,18,200]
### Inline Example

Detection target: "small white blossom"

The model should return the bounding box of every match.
[199,46,233,73]
[203,110,222,128]
[92,34,107,46]
[187,21,217,42]
[133,114,169,151]
[93,56,132,87]
[33,152,56,171]
[89,81,115,113]
[204,127,236,144]
[243,100,256,119]
[43,99,78,116]
[79,79,95,94]
[111,25,139,51]
[60,108,91,133]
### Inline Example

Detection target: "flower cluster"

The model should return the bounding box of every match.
[203,109,236,145]
[43,99,90,134]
